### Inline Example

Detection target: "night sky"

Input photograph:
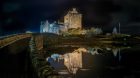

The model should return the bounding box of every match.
[0,0,140,35]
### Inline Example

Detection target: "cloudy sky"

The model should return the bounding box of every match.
[0,0,140,35]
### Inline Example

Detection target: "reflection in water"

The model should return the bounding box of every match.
[46,46,140,78]
[47,48,85,74]
[87,47,101,55]
[46,47,105,75]
[111,47,130,62]
[112,48,122,61]
[112,48,119,57]
[63,51,82,74]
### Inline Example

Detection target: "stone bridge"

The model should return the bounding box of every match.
[0,33,45,77]
[0,33,44,51]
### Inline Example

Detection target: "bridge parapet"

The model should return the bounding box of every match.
[0,33,32,48]
[34,35,43,51]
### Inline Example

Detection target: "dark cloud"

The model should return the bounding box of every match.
[3,2,21,13]
[0,0,140,35]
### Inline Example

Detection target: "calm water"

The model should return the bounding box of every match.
[0,46,37,78]
[46,44,140,78]
[1,42,140,78]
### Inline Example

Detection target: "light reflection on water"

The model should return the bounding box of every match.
[46,45,140,78]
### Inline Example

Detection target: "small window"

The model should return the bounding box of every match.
[66,18,68,20]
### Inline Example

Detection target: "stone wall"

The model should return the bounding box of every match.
[64,8,82,29]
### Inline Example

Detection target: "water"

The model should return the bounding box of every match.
[0,37,140,78]
[0,44,37,78]
[46,44,140,78]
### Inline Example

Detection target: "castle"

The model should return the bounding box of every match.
[64,8,82,29]
[40,8,82,34]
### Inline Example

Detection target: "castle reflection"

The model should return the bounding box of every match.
[46,46,130,76]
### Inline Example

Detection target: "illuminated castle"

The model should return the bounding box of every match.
[64,8,82,29]
[40,8,82,34]
[40,21,60,34]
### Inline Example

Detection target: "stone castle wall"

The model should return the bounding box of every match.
[64,8,82,29]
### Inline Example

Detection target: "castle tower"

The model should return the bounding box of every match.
[40,20,49,33]
[112,26,118,34]
[64,8,82,29]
